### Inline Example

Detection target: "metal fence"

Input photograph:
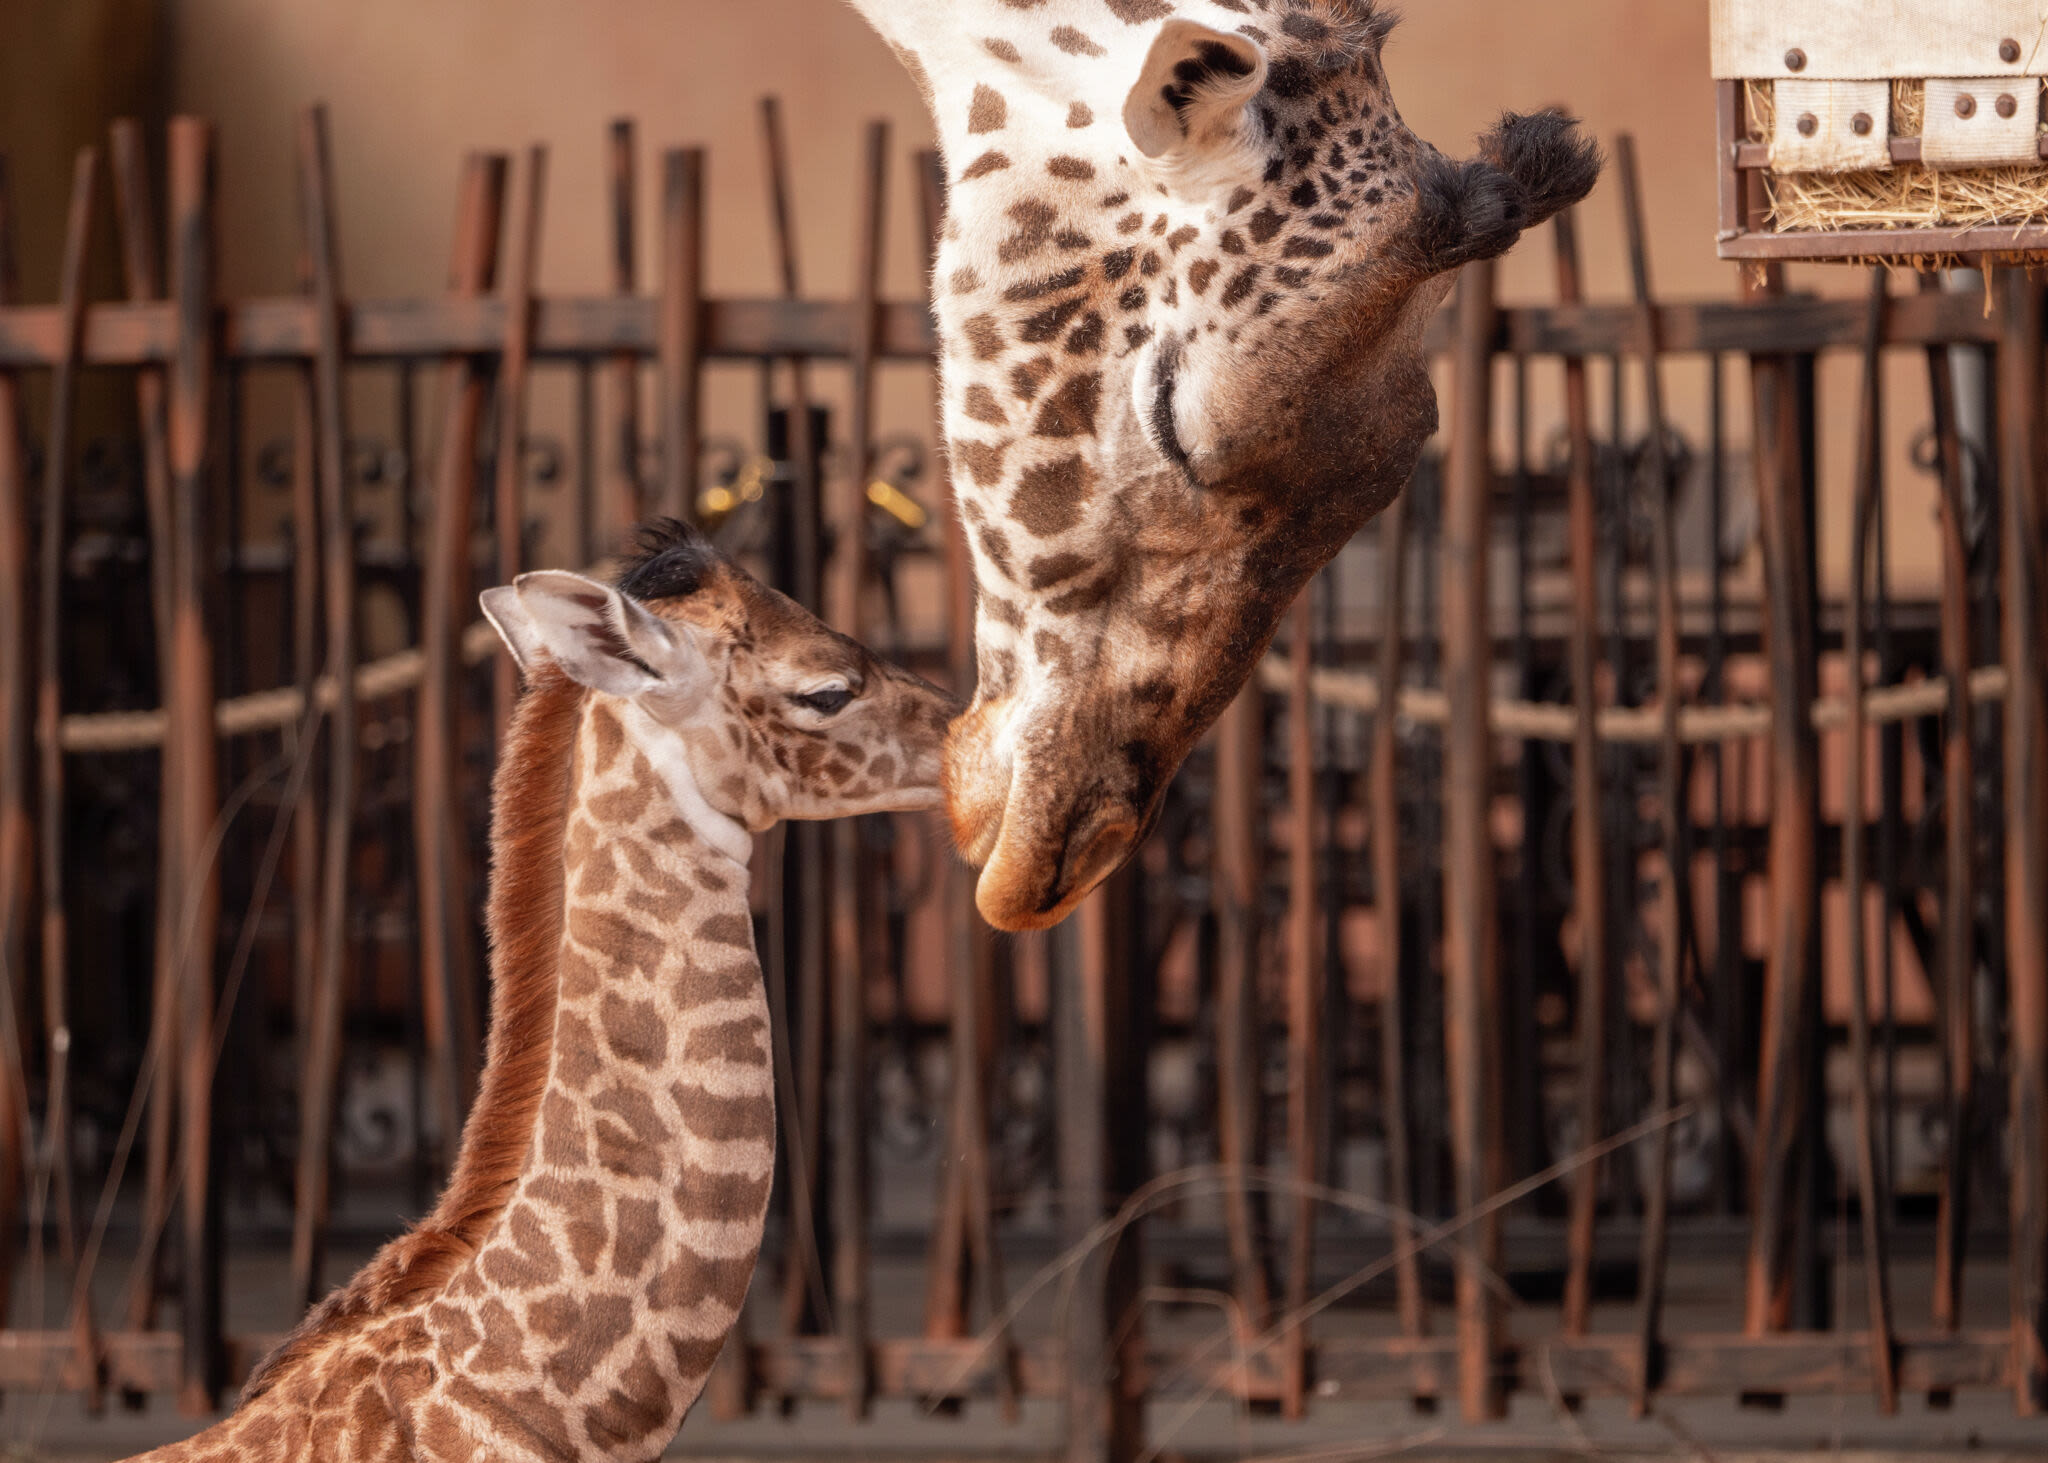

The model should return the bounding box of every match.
[0,103,2044,1461]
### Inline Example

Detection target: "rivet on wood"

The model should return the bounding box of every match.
[2001,37,2022,64]
[1783,47,1806,72]
[1954,93,1977,119]
[1850,112,1873,136]
[1997,93,2019,120]
[1796,112,1818,137]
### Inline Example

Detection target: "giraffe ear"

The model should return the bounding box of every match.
[482,571,707,698]
[1123,20,1264,163]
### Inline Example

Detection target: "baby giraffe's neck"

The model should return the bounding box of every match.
[132,687,773,1463]
[418,694,772,1459]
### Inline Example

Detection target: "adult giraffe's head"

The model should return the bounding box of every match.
[851,0,1599,930]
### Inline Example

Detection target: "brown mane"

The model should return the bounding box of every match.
[242,665,588,1400]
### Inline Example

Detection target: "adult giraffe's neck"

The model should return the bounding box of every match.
[422,694,773,1462]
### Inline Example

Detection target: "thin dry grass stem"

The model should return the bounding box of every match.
[1747,80,2048,241]
[923,1162,1515,1414]
[12,723,316,1459]
[1138,1107,1693,1463]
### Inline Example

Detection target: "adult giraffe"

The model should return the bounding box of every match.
[846,0,1599,929]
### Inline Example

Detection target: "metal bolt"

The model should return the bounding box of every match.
[1955,93,1977,119]
[1851,111,1873,135]
[1796,112,1819,137]
[2002,37,2022,64]
[1997,92,2020,119]
[1784,47,1806,71]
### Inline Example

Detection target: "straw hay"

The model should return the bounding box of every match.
[1746,79,2048,240]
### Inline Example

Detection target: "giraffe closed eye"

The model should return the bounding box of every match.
[790,685,853,716]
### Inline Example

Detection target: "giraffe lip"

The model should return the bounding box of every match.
[972,798,1142,933]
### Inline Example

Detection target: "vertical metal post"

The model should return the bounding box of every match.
[1282,594,1322,1418]
[108,120,183,1338]
[1842,269,1898,1413]
[36,145,101,1401]
[1440,259,1502,1422]
[826,120,889,1418]
[165,119,223,1411]
[1213,682,1271,1352]
[1996,269,2048,1414]
[0,155,31,1338]
[1368,492,1425,1344]
[1059,868,1143,1463]
[1617,135,1682,1411]
[491,144,546,736]
[658,148,704,523]
[414,152,506,1157]
[1551,206,1608,1338]
[602,118,641,546]
[1741,263,1821,1339]
[291,106,355,1315]
[1921,273,1976,1340]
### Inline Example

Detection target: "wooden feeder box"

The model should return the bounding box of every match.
[1713,0,2048,263]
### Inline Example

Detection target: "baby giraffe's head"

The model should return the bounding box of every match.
[482,520,962,845]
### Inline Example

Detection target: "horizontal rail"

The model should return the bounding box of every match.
[0,295,941,367]
[1735,137,2048,169]
[1257,655,2008,744]
[0,1329,2012,1404]
[0,288,2005,374]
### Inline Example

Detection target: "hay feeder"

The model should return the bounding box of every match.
[1712,0,2048,264]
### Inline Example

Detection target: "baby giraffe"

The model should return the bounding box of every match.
[131,520,959,1462]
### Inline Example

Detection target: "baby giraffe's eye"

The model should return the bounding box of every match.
[792,685,854,716]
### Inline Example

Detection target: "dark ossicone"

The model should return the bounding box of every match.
[1398,109,1602,276]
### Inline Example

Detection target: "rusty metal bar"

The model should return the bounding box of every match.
[756,107,830,1359]
[658,147,704,522]
[1741,261,1821,1339]
[1059,868,1144,1463]
[34,144,100,1400]
[0,1326,2027,1406]
[1441,258,1503,1422]
[825,119,889,1420]
[0,154,31,1341]
[0,287,2011,372]
[1551,204,1608,1340]
[1213,682,1272,1349]
[286,352,320,1091]
[1282,594,1321,1419]
[1996,270,2048,1414]
[1842,267,1899,1414]
[108,119,182,1339]
[491,143,546,736]
[414,152,505,1162]
[762,98,821,608]
[601,118,640,546]
[163,117,223,1412]
[1617,134,1682,1412]
[1920,273,1977,1340]
[289,106,355,1316]
[1367,491,1425,1345]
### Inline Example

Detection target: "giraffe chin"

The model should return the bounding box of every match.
[972,801,1142,933]
[944,699,1147,930]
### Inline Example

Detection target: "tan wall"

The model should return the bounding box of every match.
[164,1,1933,595]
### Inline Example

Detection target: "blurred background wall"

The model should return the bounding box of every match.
[0,1,1941,595]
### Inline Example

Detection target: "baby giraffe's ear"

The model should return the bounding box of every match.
[480,571,707,698]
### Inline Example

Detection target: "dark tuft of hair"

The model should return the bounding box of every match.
[1396,151,1526,274]
[615,516,722,602]
[1391,110,1600,279]
[1477,108,1603,227]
